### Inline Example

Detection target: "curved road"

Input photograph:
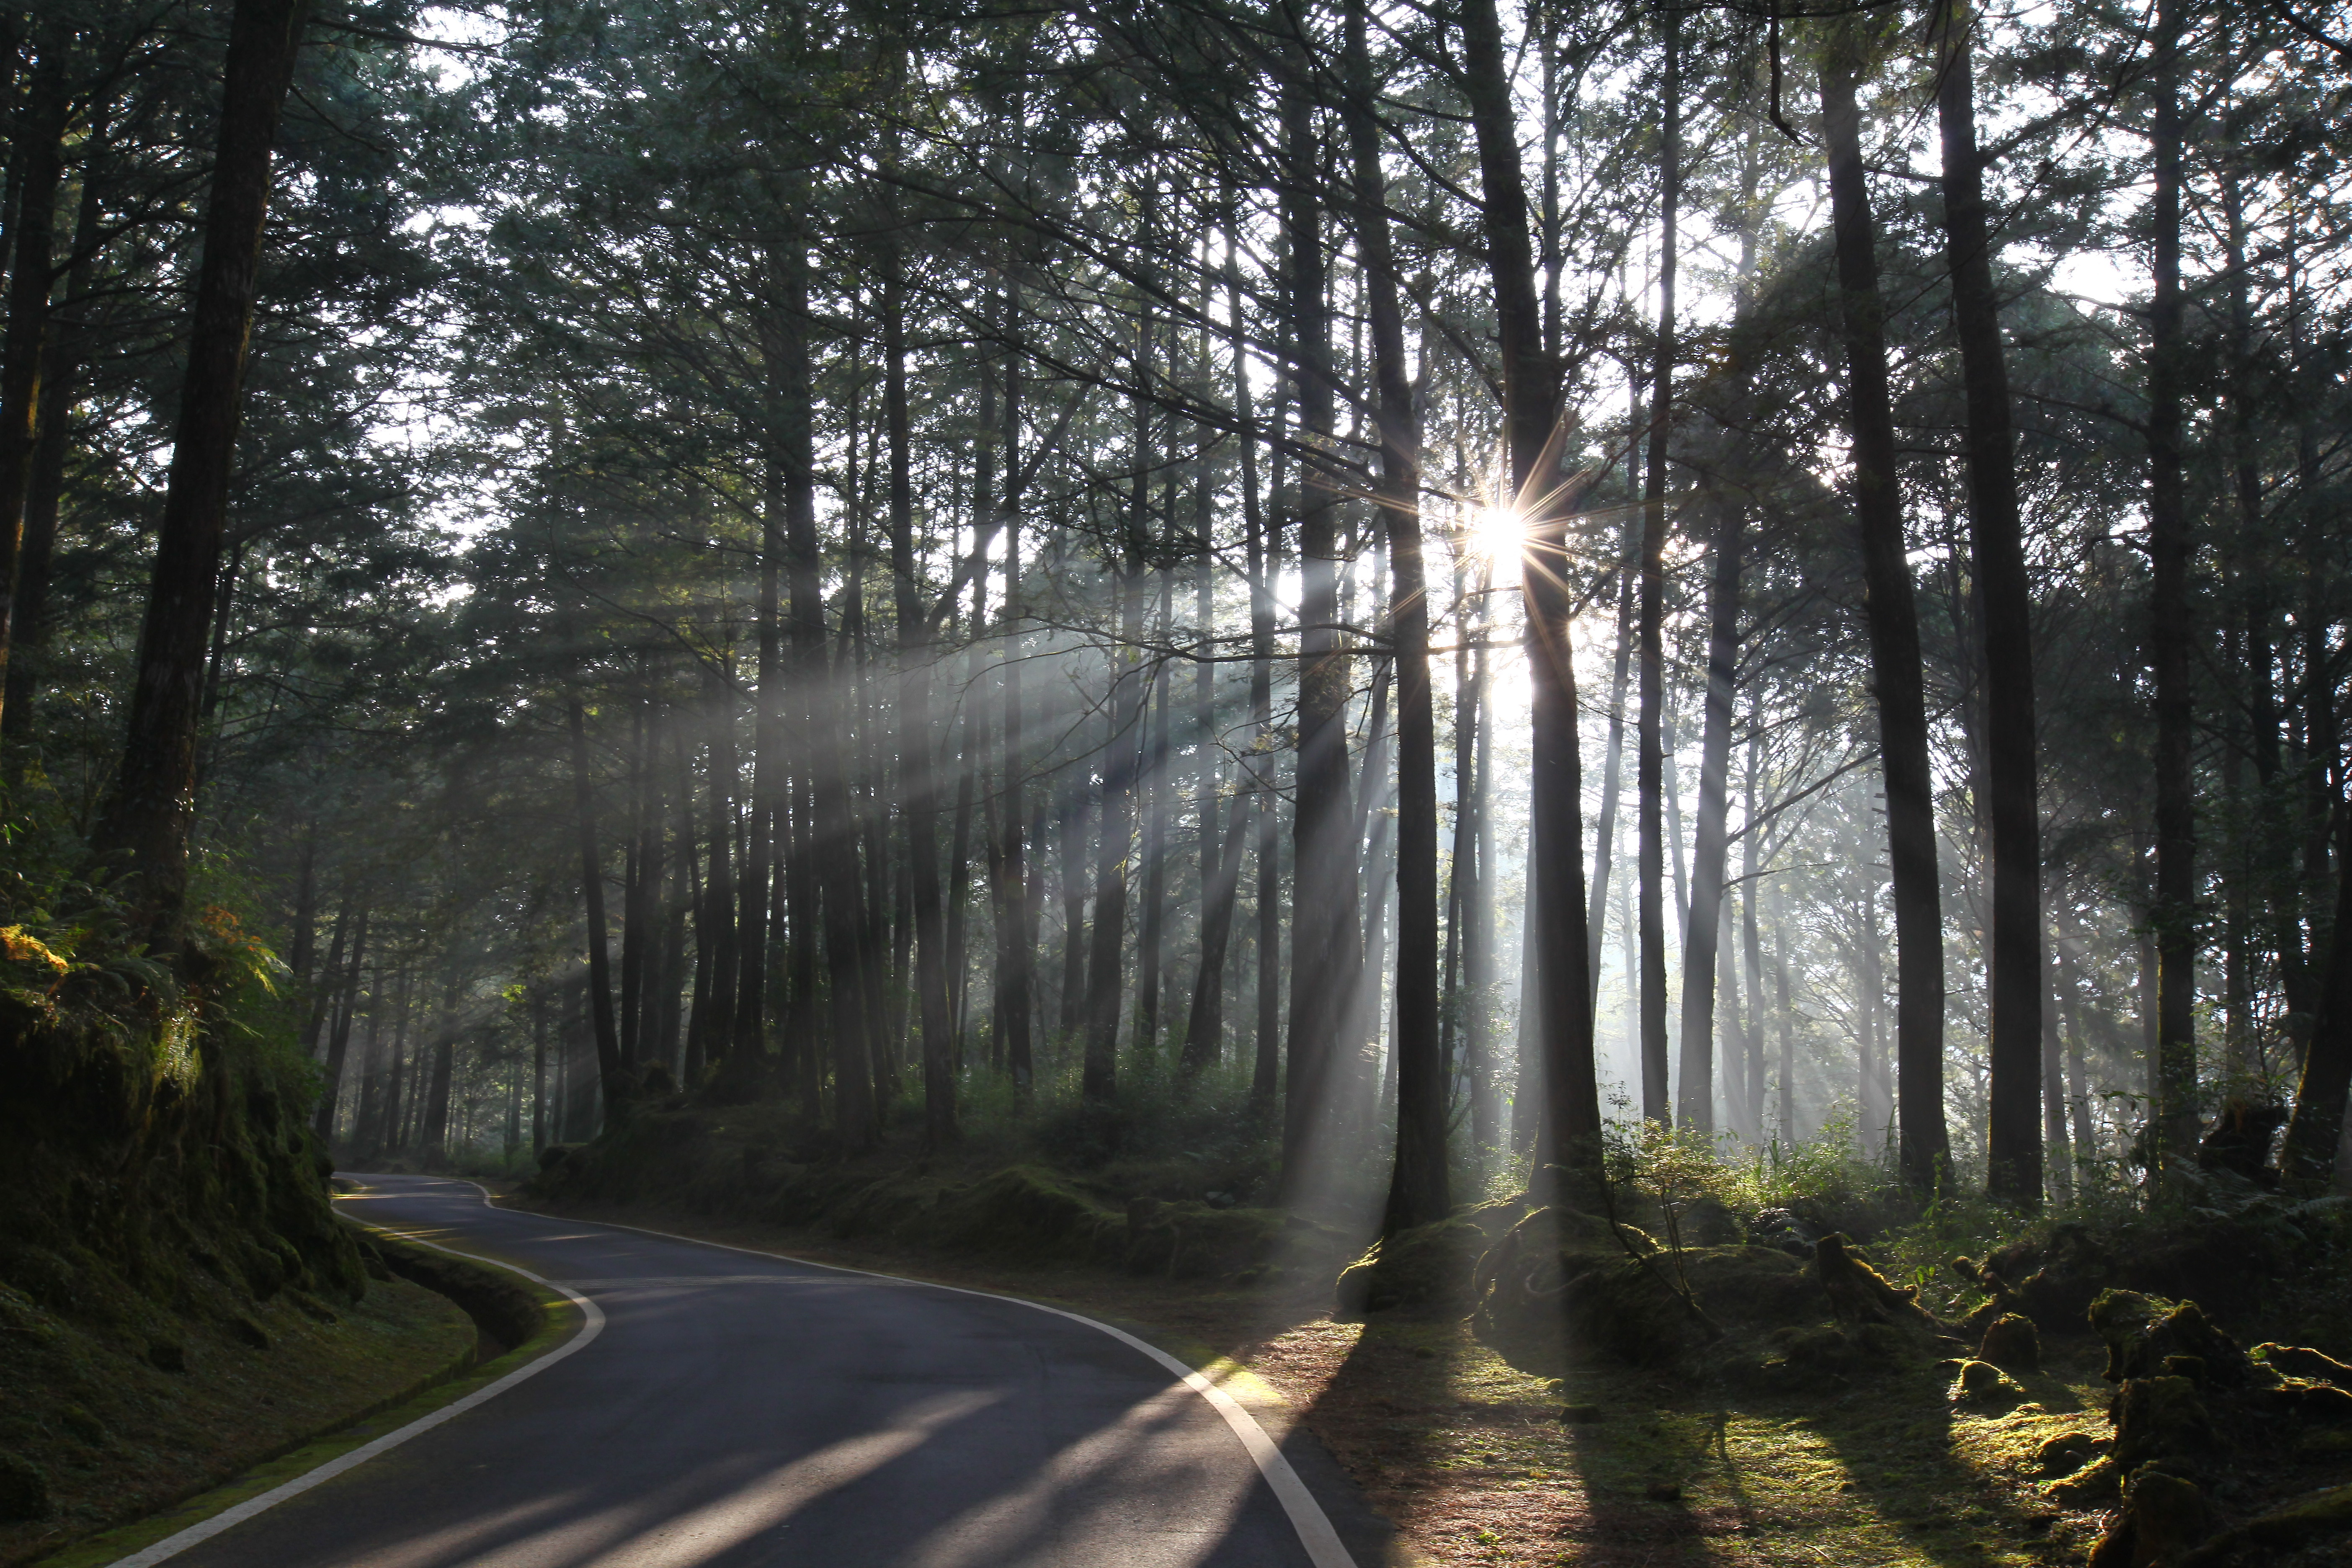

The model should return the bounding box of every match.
[146,1175,1388,1568]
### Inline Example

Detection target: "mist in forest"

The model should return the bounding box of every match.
[5,0,2349,1237]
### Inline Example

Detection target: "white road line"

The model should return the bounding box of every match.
[105,1218,606,1568]
[459,1181,1359,1568]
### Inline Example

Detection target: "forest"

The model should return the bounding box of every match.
[2,0,2351,1558]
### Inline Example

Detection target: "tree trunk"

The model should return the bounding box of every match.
[1936,0,2037,1202]
[1676,498,1742,1131]
[1182,462,1242,1073]
[886,246,954,1147]
[0,28,68,733]
[86,0,314,940]
[619,707,647,1068]
[420,965,460,1159]
[312,907,368,1140]
[1346,0,1445,1231]
[568,698,628,1114]
[2144,0,2199,1164]
[699,684,740,1066]
[1136,572,1172,1057]
[1820,21,1949,1186]
[1588,539,1636,1003]
[303,894,350,1058]
[1462,0,1599,1182]
[531,984,549,1154]
[1240,226,1282,1107]
[2282,804,2352,1186]
[1084,567,1145,1100]
[1635,3,1683,1128]
[991,304,1036,1095]
[1280,56,1354,1192]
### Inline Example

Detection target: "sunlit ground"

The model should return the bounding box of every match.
[524,1197,2117,1568]
[1239,1314,2112,1568]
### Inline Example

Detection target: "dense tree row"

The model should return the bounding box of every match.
[5,0,2349,1225]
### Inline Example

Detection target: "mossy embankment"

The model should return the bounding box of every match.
[0,895,549,1562]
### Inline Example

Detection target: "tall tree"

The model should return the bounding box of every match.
[88,0,317,940]
[1462,0,1600,1182]
[1934,0,2036,1203]
[1818,16,1946,1187]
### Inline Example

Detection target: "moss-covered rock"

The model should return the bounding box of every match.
[1816,1234,1938,1329]
[1472,1206,1822,1373]
[1122,1197,1296,1279]
[2110,1375,2215,1470]
[2253,1341,2352,1388]
[2090,1291,2249,1385]
[2034,1430,2099,1477]
[1335,1218,1488,1315]
[1978,1312,2040,1372]
[1952,1358,2026,1406]
[2088,1468,2213,1568]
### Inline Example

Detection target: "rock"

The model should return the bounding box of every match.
[1748,1208,1818,1258]
[1979,1313,2040,1373]
[2048,1457,2123,1507]
[2270,1378,2352,1422]
[1816,1235,1938,1330]
[2111,1376,2214,1471]
[2034,1431,2098,1477]
[1334,1219,1487,1315]
[147,1338,187,1373]
[2253,1342,2352,1388]
[2089,1469,2213,1568]
[2089,1291,2249,1385]
[0,1452,48,1521]
[1952,1359,2026,1406]
[2233,1481,2352,1550]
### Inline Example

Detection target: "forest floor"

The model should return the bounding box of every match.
[518,1191,2122,1568]
[0,1269,478,1567]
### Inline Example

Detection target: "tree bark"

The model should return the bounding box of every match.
[991,298,1036,1095]
[0,26,68,733]
[312,907,368,1140]
[2281,808,2352,1186]
[1279,55,1355,1192]
[1345,0,1445,1232]
[1676,499,1742,1131]
[2144,0,2199,1164]
[1935,0,2036,1202]
[87,0,314,941]
[1462,0,1600,1183]
[1636,3,1683,1128]
[886,243,954,1147]
[569,698,628,1117]
[1083,565,1145,1100]
[1819,22,1948,1186]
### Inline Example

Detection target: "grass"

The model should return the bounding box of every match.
[0,1266,477,1566]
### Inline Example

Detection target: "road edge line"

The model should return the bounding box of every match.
[93,1202,607,1568]
[489,1186,1358,1568]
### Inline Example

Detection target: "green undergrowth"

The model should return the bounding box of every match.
[0,1264,475,1566]
[531,1062,1373,1285]
[0,789,378,1549]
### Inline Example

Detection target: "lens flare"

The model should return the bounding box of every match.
[1469,503,1524,560]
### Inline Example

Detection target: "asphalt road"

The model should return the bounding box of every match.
[144,1175,1387,1568]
